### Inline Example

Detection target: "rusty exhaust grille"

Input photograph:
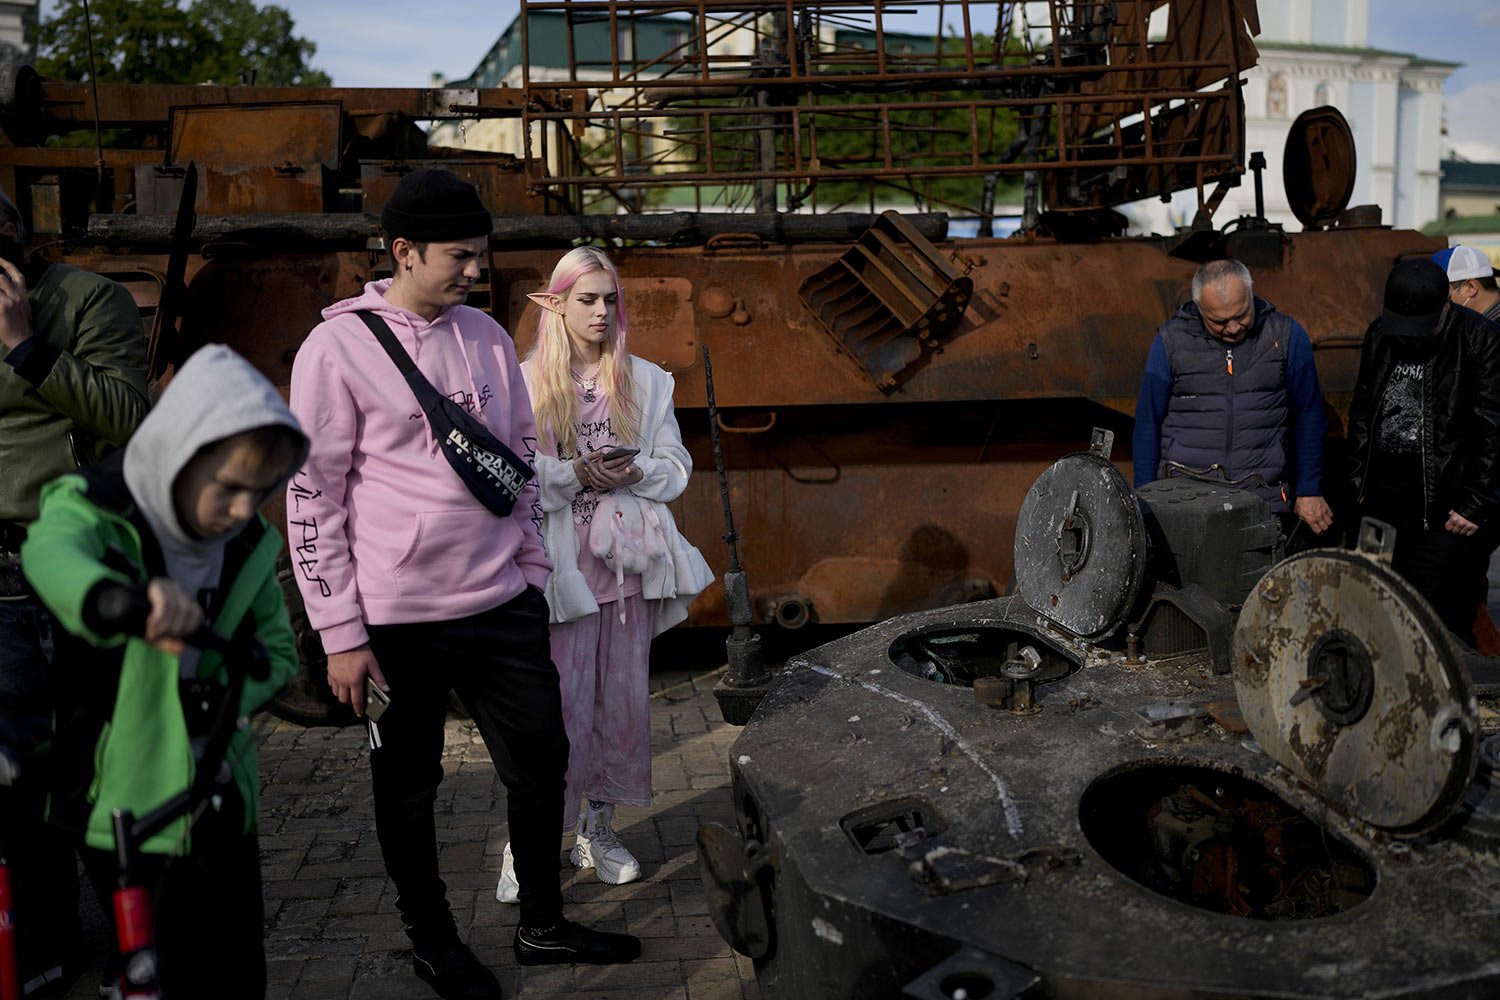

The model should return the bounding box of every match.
[799,210,972,390]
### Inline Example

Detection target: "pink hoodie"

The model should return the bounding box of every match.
[286,280,550,655]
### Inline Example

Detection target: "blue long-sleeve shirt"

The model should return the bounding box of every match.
[1132,320,1326,497]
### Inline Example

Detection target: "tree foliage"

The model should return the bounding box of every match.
[36,0,331,87]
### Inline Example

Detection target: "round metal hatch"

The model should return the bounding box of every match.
[1013,444,1145,639]
[1233,525,1479,835]
[1283,106,1357,230]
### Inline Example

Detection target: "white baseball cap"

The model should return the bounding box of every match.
[1431,245,1494,283]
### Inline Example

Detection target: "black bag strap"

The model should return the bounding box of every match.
[356,310,427,384]
[354,310,533,517]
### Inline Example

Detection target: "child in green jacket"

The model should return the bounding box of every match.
[22,344,306,999]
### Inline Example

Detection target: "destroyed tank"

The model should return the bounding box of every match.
[698,431,1500,998]
[0,0,1444,722]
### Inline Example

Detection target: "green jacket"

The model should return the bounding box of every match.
[22,461,297,855]
[0,261,148,523]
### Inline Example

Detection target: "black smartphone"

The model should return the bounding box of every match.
[601,445,640,463]
[364,676,391,723]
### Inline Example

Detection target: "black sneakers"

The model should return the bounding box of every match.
[513,918,642,966]
[412,934,503,1000]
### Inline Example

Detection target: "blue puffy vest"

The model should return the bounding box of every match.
[1158,298,1296,512]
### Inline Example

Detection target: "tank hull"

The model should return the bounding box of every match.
[714,597,1500,998]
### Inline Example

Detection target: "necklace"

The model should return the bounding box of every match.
[570,360,601,403]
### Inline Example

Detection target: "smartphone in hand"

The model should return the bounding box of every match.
[601,445,640,463]
[364,676,391,723]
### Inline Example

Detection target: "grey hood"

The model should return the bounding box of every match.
[123,345,305,609]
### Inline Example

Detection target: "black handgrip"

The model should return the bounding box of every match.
[89,584,269,681]
[91,583,151,637]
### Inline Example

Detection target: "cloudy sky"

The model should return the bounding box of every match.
[33,1,1500,161]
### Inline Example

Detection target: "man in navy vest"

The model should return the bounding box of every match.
[1132,258,1332,541]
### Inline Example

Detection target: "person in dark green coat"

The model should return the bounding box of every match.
[0,186,148,994]
[23,345,306,999]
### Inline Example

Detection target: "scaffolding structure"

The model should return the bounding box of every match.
[520,0,1259,222]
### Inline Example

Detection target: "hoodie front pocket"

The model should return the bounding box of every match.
[394,509,512,597]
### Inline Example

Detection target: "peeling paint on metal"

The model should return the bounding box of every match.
[811,917,844,945]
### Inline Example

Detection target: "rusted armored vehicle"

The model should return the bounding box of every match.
[0,0,1441,719]
[699,431,1500,997]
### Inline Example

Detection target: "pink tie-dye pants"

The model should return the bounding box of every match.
[550,592,654,831]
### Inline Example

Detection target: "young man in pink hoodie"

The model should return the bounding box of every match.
[287,169,640,1000]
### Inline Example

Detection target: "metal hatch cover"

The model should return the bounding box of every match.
[1013,429,1145,639]
[1283,105,1357,230]
[1233,520,1480,835]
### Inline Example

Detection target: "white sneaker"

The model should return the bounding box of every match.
[495,841,520,904]
[570,801,642,885]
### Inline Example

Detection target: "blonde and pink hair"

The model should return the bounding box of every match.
[525,246,640,456]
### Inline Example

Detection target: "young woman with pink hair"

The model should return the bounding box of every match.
[497,246,711,898]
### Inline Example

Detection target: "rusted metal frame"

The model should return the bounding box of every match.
[531,86,1242,179]
[969,105,981,168]
[540,149,1242,186]
[565,3,579,80]
[791,104,805,178]
[783,0,799,80]
[526,87,1235,122]
[520,56,1235,93]
[608,0,623,82]
[599,115,680,172]
[808,95,820,189]
[934,0,947,76]
[612,111,628,182]
[564,136,1236,179]
[565,101,1178,170]
[960,1,975,74]
[584,7,751,83]
[564,8,703,83]
[696,0,710,80]
[1047,0,1062,68]
[880,105,893,170]
[1140,93,1156,163]
[700,108,719,176]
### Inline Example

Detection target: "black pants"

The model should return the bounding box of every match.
[1362,507,1494,646]
[81,792,265,999]
[0,594,80,983]
[365,586,569,933]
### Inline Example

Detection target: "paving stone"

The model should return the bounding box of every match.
[61,666,760,999]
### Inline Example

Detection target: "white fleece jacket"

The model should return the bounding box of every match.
[521,355,713,636]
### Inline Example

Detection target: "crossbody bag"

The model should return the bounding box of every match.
[356,310,533,518]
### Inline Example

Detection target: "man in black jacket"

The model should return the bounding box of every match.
[1347,258,1500,645]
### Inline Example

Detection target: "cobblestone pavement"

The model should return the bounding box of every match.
[63,665,759,1000]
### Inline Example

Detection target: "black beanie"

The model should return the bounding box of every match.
[380,168,491,242]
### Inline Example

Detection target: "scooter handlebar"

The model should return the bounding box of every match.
[89,583,270,681]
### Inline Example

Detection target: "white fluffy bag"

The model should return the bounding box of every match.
[589,492,667,620]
